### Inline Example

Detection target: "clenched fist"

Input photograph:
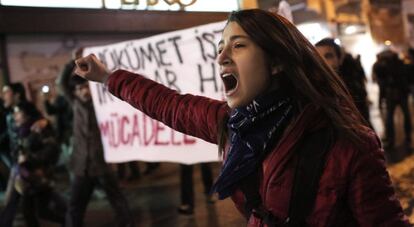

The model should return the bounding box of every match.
[74,54,111,83]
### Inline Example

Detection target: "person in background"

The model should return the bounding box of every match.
[42,86,73,146]
[13,102,66,227]
[315,38,372,128]
[74,9,409,226]
[2,83,28,164]
[0,83,38,226]
[373,50,411,149]
[0,97,64,227]
[177,163,215,215]
[60,48,135,227]
[372,52,387,112]
[42,82,73,171]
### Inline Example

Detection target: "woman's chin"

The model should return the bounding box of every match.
[226,98,244,109]
[226,99,238,109]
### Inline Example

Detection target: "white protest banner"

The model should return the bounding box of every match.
[83,21,226,164]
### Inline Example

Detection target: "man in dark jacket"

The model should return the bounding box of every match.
[315,38,372,128]
[60,49,134,227]
[373,50,411,148]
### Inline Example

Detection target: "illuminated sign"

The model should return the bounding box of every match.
[0,0,238,12]
[116,0,197,9]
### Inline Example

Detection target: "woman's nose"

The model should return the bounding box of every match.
[217,51,232,66]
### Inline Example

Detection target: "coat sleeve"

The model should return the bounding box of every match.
[106,69,229,144]
[348,132,410,226]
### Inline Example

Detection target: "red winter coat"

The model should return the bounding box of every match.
[107,70,410,227]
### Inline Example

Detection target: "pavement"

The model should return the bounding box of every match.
[2,162,246,227]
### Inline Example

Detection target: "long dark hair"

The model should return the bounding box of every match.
[218,9,367,153]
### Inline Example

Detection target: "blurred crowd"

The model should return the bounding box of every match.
[315,38,414,153]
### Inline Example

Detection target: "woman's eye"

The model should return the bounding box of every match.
[218,48,223,54]
[234,43,245,48]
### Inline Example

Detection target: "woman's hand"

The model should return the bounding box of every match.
[74,54,111,83]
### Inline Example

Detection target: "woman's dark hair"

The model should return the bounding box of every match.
[218,9,366,153]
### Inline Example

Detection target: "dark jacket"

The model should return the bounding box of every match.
[58,60,108,176]
[107,69,410,226]
[373,52,409,101]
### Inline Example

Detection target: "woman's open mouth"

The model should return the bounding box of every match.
[221,73,239,96]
